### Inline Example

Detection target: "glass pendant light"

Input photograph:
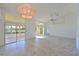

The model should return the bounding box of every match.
[18,4,35,19]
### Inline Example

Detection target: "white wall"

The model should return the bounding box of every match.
[0,6,5,46]
[76,17,79,50]
[0,19,4,46]
[76,5,79,50]
[47,13,77,39]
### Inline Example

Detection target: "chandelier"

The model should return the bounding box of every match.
[18,4,35,19]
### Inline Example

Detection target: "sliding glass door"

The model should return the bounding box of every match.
[5,23,25,44]
[5,24,17,44]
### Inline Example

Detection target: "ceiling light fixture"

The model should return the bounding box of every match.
[18,4,36,19]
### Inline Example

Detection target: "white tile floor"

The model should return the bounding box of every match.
[5,33,25,44]
[0,35,79,56]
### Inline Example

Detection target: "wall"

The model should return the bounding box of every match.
[47,13,77,39]
[76,17,79,50]
[0,5,5,46]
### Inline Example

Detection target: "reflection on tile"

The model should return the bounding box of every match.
[0,36,79,56]
[35,38,42,46]
[5,34,16,44]
[6,40,26,48]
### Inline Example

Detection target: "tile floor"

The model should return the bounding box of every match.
[0,36,79,56]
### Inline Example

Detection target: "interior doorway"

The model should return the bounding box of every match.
[36,22,45,38]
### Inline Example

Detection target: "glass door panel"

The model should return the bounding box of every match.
[16,24,25,41]
[5,24,16,44]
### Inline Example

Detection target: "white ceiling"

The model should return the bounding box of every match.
[1,3,79,23]
[1,3,78,17]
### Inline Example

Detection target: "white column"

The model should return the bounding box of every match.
[76,14,79,50]
[25,19,35,40]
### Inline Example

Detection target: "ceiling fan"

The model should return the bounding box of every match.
[37,10,75,24]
